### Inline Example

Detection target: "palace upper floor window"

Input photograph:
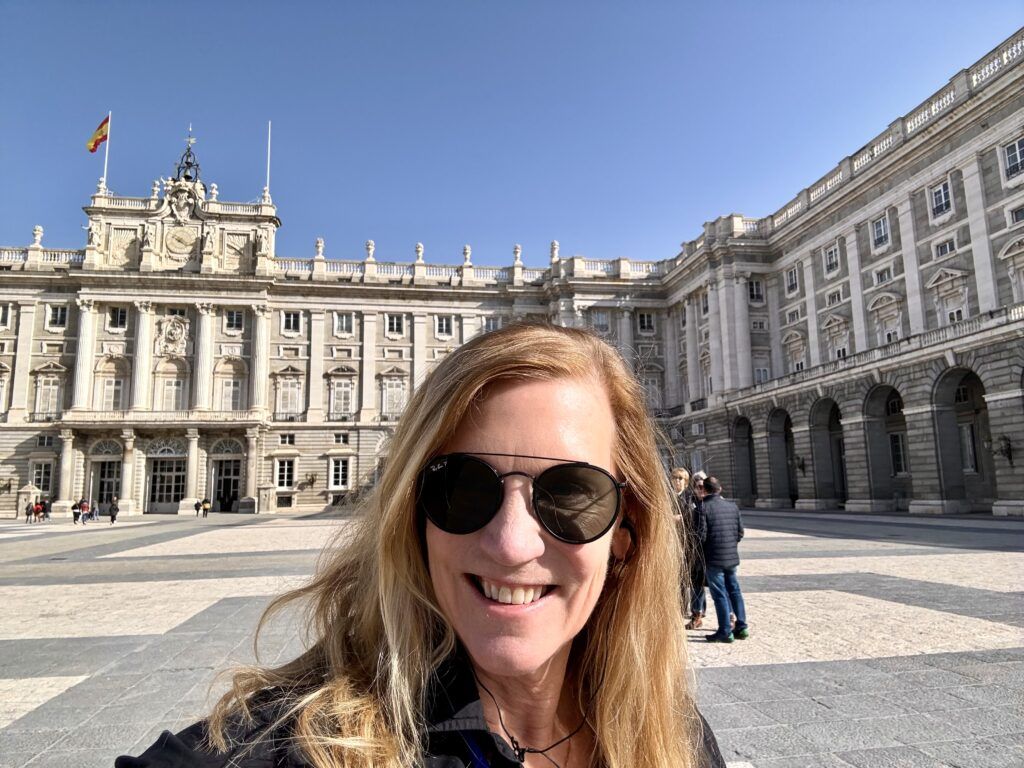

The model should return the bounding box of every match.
[1006,136,1024,179]
[334,311,353,335]
[823,245,840,275]
[484,316,502,333]
[107,306,128,331]
[47,305,68,329]
[930,180,952,217]
[785,267,799,295]
[0,304,9,328]
[282,310,301,334]
[700,291,709,315]
[827,289,842,306]
[748,279,764,302]
[590,310,609,334]
[875,266,893,285]
[935,239,956,258]
[435,315,453,338]
[872,215,890,248]
[225,310,244,332]
[637,311,655,334]
[386,313,404,336]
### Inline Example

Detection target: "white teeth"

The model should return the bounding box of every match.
[479,578,545,606]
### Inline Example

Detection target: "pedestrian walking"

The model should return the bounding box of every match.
[700,475,750,643]
[72,500,81,525]
[91,499,99,521]
[109,496,119,525]
[687,471,710,629]
[201,498,211,518]
[33,500,44,523]
[79,498,89,526]
[194,499,202,517]
[24,499,35,524]
[42,497,51,521]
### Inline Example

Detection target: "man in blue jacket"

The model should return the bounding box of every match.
[700,476,750,643]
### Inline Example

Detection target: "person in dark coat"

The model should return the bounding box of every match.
[72,500,81,525]
[109,496,119,525]
[194,500,202,517]
[700,476,749,643]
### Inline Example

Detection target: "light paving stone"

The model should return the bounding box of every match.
[836,746,953,767]
[0,676,87,728]
[103,519,347,558]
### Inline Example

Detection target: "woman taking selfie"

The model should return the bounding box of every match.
[117,323,724,768]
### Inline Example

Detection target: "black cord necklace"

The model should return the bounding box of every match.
[472,669,598,767]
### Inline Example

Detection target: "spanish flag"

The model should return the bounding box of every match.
[87,115,110,153]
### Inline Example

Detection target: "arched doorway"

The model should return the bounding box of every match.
[208,438,245,512]
[863,385,913,511]
[933,369,996,511]
[144,437,188,513]
[732,417,757,506]
[767,409,797,507]
[809,399,847,506]
[84,438,123,514]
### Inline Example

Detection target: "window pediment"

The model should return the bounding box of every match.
[32,361,67,375]
[326,365,358,378]
[781,330,805,347]
[820,313,848,332]
[271,365,305,378]
[378,365,408,378]
[866,292,901,313]
[925,267,969,290]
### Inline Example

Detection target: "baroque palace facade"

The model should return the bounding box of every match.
[3,28,1024,518]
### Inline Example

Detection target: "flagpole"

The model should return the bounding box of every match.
[102,111,111,189]
[265,120,272,191]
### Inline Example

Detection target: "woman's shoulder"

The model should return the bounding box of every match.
[115,701,307,768]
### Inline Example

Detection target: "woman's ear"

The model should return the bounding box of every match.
[611,517,635,562]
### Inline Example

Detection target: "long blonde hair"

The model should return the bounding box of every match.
[208,323,701,767]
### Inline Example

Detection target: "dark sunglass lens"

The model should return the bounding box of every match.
[418,455,499,534]
[534,465,619,543]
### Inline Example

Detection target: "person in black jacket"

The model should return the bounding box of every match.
[700,476,750,643]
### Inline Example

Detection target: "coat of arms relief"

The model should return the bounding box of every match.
[155,316,190,356]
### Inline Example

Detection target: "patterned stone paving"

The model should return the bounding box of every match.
[0,510,1021,767]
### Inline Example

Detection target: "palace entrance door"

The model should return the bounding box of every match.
[147,458,186,513]
[213,459,241,512]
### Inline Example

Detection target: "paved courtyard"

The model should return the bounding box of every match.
[0,510,1022,767]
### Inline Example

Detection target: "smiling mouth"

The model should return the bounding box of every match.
[472,575,554,605]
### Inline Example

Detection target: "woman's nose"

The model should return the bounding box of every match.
[477,477,546,566]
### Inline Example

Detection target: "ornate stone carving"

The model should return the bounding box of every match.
[150,180,160,199]
[315,237,324,257]
[32,225,43,246]
[255,230,269,257]
[133,300,153,313]
[86,220,102,247]
[202,226,216,255]
[165,226,198,260]
[196,302,215,315]
[415,242,424,263]
[513,244,522,265]
[225,233,249,270]
[170,188,194,223]
[463,245,472,265]
[155,315,190,356]
[365,239,375,262]
[550,240,559,264]
[209,183,219,201]
[76,297,95,313]
[109,227,140,267]
[141,222,154,250]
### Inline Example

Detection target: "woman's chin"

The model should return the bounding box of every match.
[462,634,568,680]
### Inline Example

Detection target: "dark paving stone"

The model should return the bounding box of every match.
[755,755,857,768]
[792,719,904,751]
[712,724,820,760]
[916,736,1024,768]
[702,702,777,730]
[837,745,956,767]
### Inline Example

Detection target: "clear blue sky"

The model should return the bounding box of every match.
[2,1,1021,266]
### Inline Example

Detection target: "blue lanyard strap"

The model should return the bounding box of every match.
[462,732,492,768]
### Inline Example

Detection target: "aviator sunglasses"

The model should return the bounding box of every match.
[416,452,627,544]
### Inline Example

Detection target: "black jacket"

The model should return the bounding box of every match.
[115,654,725,767]
[700,494,744,569]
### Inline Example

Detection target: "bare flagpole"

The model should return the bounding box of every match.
[102,110,111,189]
[265,120,272,192]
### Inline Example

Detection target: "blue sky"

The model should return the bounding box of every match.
[2,1,1021,266]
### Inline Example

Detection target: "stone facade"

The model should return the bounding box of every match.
[2,29,1024,517]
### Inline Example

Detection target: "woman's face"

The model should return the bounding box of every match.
[425,376,625,679]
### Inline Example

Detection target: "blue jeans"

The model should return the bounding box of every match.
[705,565,748,637]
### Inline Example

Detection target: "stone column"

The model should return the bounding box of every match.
[71,298,97,410]
[706,282,724,397]
[119,429,137,515]
[903,404,955,515]
[837,415,878,513]
[239,427,260,514]
[192,303,215,410]
[717,273,735,391]
[617,309,634,371]
[181,429,200,514]
[8,300,36,421]
[896,197,926,334]
[984,390,1024,516]
[685,297,699,406]
[802,260,821,367]
[307,311,325,422]
[842,228,868,353]
[752,429,776,509]
[766,276,784,378]
[131,301,154,410]
[790,422,822,510]
[53,429,76,517]
[250,305,270,412]
[662,307,680,408]
[734,274,753,389]
[358,312,378,422]
[961,154,999,313]
[412,313,428,389]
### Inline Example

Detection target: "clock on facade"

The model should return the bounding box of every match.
[165,226,197,258]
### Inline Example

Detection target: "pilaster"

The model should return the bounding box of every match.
[766,276,784,378]
[412,314,428,389]
[617,309,634,370]
[734,274,752,389]
[70,298,96,410]
[180,429,200,513]
[706,281,723,397]
[358,312,378,422]
[131,301,154,410]
[663,306,680,407]
[119,429,138,515]
[896,196,926,334]
[250,305,270,412]
[961,154,999,312]
[307,311,325,422]
[717,272,735,391]
[53,429,76,517]
[684,297,699,407]
[842,228,868,353]
[802,259,820,367]
[192,303,215,410]
[9,300,36,421]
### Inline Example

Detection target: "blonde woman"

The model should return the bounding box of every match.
[117,323,724,768]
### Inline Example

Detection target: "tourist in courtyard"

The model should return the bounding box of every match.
[24,499,34,524]
[78,498,89,525]
[194,499,202,517]
[117,323,725,768]
[42,497,51,521]
[109,496,119,525]
[72,500,80,525]
[700,476,749,643]
[201,498,211,518]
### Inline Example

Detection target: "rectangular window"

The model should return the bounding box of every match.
[386,314,404,335]
[167,307,186,317]
[889,433,908,474]
[751,319,767,331]
[947,307,964,324]
[935,239,956,258]
[642,375,661,409]
[36,378,61,415]
[930,181,951,216]
[283,311,301,333]
[276,459,295,489]
[0,304,9,327]
[225,310,244,332]
[108,307,128,330]
[1012,206,1024,224]
[330,457,350,489]
[36,434,55,448]
[383,378,406,416]
[958,423,977,472]
[827,289,842,306]
[332,311,352,335]
[331,379,353,417]
[692,422,705,436]
[786,267,799,294]
[278,379,302,414]
[162,379,184,410]
[754,367,770,384]
[102,378,124,410]
[794,360,805,372]
[484,316,501,333]
[436,315,453,337]
[31,461,53,493]
[954,384,969,404]
[49,305,68,327]
[872,215,890,248]
[700,292,709,315]
[689,450,704,474]
[786,309,801,324]
[280,433,295,446]
[334,432,349,445]
[823,245,840,274]
[875,267,892,285]
[637,312,655,334]
[222,379,243,410]
[885,328,900,344]
[748,280,764,302]
[1006,137,1024,178]
[590,310,610,333]
[835,346,848,360]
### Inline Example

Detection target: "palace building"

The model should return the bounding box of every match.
[2,28,1023,517]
